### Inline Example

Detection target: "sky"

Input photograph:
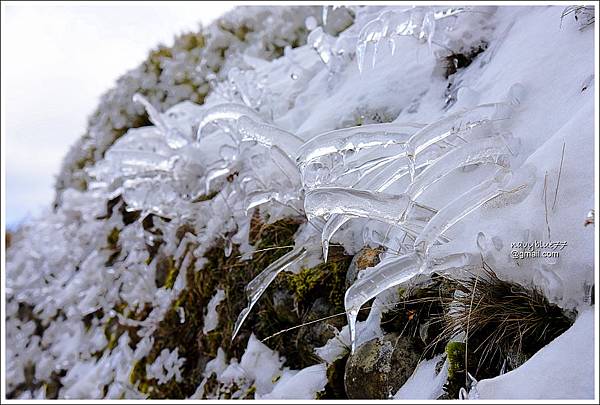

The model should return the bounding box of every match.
[2,3,234,227]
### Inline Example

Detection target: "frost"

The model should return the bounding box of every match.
[145,348,186,385]
[203,289,226,334]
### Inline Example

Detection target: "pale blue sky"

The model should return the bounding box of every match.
[2,3,233,228]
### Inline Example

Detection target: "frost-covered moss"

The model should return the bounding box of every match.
[127,213,352,398]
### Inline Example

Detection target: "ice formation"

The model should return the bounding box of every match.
[5,4,596,400]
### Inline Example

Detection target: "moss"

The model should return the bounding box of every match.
[320,355,349,399]
[106,227,120,249]
[380,275,455,356]
[105,226,122,266]
[443,341,473,399]
[129,217,304,399]
[163,258,179,289]
[280,246,351,313]
[127,213,355,398]
[155,256,179,289]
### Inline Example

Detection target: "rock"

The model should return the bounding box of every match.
[345,246,384,289]
[344,334,424,399]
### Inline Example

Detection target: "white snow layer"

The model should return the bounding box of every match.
[476,309,595,399]
[202,289,225,333]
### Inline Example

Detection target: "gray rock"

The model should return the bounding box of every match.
[344,333,424,399]
[346,247,383,289]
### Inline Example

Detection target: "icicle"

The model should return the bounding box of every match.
[345,253,423,352]
[405,136,511,200]
[308,27,334,65]
[204,165,232,194]
[133,93,189,149]
[345,251,479,352]
[356,18,385,73]
[405,102,514,181]
[232,246,310,340]
[237,116,304,153]
[244,189,302,215]
[321,157,415,261]
[409,103,514,157]
[103,150,180,177]
[196,103,264,142]
[269,145,302,186]
[304,187,437,232]
[297,122,424,166]
[414,168,513,256]
[320,128,504,259]
[328,154,403,188]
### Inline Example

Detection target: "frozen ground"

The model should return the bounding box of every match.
[4,5,597,400]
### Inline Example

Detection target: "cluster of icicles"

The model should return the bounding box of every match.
[306,6,488,74]
[98,80,526,353]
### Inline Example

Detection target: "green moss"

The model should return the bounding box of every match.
[320,354,349,399]
[443,341,475,399]
[280,247,351,313]
[106,227,120,249]
[129,216,304,399]
[128,213,355,398]
[163,258,179,289]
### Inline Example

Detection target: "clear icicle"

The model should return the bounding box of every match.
[133,93,189,149]
[356,18,385,73]
[269,145,302,186]
[345,251,479,352]
[237,116,304,154]
[345,253,423,352]
[320,130,510,259]
[103,151,179,177]
[133,93,168,133]
[321,157,413,261]
[405,137,511,200]
[328,154,403,188]
[232,246,310,340]
[405,102,514,181]
[297,122,424,166]
[196,103,263,141]
[244,189,302,215]
[414,168,513,255]
[408,103,514,158]
[304,187,437,227]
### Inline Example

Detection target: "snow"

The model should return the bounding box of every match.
[261,364,327,399]
[202,289,225,334]
[476,309,595,399]
[394,354,448,400]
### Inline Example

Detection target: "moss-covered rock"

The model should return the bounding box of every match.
[344,334,424,399]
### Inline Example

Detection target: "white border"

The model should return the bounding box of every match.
[1,1,598,404]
